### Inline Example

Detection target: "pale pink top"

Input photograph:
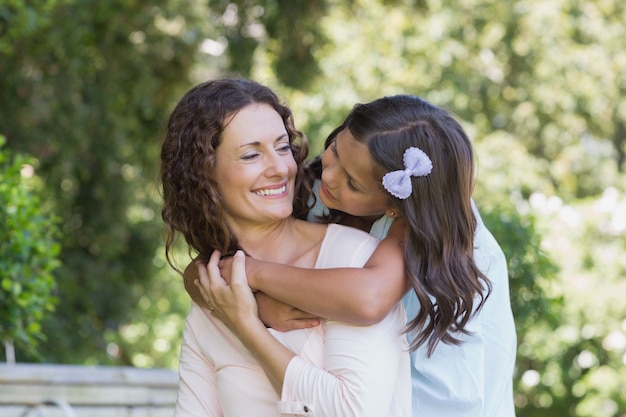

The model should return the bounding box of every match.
[174,223,411,417]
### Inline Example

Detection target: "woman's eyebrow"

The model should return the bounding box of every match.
[274,133,289,141]
[237,134,289,149]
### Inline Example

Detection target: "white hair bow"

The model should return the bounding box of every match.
[382,147,433,199]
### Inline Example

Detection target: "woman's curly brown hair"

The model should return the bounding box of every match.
[160,78,313,272]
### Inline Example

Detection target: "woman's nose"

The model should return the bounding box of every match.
[266,150,290,176]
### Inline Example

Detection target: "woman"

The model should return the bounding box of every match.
[161,78,410,417]
[193,95,516,417]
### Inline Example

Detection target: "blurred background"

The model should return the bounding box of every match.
[0,1,624,416]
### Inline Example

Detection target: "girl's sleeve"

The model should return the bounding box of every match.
[279,303,411,417]
[174,304,223,417]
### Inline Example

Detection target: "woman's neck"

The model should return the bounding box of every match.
[235,218,326,267]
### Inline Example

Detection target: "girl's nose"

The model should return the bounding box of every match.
[321,148,338,189]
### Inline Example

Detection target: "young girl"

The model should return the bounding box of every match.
[192,94,517,417]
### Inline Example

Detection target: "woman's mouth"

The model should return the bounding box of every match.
[253,184,287,197]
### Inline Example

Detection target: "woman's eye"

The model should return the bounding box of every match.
[277,143,292,153]
[240,152,260,161]
[347,180,359,192]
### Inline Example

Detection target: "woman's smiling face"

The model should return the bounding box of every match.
[319,128,392,220]
[215,103,297,230]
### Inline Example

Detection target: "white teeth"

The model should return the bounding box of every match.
[254,185,286,196]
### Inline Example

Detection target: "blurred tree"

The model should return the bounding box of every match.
[1,1,624,416]
[0,0,215,364]
[298,0,626,200]
[202,0,328,89]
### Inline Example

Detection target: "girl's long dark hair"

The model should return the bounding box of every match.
[318,95,491,356]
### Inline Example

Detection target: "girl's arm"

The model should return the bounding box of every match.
[184,261,206,305]
[198,250,410,417]
[245,233,407,324]
[185,261,321,331]
[184,222,407,325]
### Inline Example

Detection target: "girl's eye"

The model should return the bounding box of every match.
[329,142,358,191]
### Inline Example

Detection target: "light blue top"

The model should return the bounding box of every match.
[310,181,517,417]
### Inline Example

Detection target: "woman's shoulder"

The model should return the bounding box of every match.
[293,221,375,245]
[327,223,374,240]
[316,224,380,268]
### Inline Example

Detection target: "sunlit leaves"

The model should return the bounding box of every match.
[0,136,61,357]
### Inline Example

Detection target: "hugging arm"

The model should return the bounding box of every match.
[199,250,294,394]
[174,308,222,417]
[198,250,409,417]
[185,261,321,331]
[184,235,407,325]
[279,310,409,417]
[246,235,407,324]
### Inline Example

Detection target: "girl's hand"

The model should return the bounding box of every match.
[195,250,262,335]
[255,292,321,331]
[218,254,321,330]
[218,254,258,288]
[184,259,206,305]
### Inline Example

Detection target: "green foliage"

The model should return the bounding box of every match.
[202,0,327,89]
[0,135,61,355]
[0,0,209,364]
[483,207,562,334]
[481,206,565,414]
[525,190,626,417]
[285,0,626,199]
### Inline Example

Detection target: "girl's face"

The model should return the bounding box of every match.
[215,103,297,230]
[319,128,392,220]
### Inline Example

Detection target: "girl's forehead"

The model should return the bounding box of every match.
[334,130,382,190]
